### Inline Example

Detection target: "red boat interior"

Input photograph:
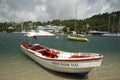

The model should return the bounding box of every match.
[22,41,59,58]
[22,41,101,59]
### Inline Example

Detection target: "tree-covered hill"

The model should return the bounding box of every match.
[84,11,120,33]
[0,11,120,33]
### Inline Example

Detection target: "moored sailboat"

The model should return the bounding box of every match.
[67,3,89,42]
[67,35,89,42]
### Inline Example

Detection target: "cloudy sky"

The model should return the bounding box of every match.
[0,0,120,22]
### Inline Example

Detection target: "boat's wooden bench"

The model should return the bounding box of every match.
[36,49,47,52]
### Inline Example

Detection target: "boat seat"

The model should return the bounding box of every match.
[29,44,44,51]
[33,45,42,50]
[36,49,47,52]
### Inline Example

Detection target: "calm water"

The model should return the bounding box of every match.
[0,33,120,80]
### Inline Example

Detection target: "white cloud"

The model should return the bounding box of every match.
[109,0,120,12]
[100,3,111,14]
[0,0,120,22]
[34,5,50,21]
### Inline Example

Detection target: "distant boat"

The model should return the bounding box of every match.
[21,30,28,33]
[103,15,120,37]
[102,32,120,37]
[21,30,103,77]
[67,3,89,41]
[67,35,89,42]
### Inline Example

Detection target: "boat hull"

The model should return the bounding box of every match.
[67,35,89,42]
[21,45,102,73]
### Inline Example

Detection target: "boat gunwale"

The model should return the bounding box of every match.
[21,45,103,62]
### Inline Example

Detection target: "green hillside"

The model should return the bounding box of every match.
[0,11,120,33]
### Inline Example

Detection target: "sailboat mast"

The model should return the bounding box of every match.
[21,22,23,32]
[74,3,78,33]
[108,15,111,32]
[118,16,120,33]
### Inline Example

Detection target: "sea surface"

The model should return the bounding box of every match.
[0,33,120,80]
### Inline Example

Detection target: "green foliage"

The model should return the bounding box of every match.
[0,11,120,33]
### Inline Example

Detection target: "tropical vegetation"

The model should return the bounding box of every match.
[0,11,120,33]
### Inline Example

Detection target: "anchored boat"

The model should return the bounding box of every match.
[67,35,89,42]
